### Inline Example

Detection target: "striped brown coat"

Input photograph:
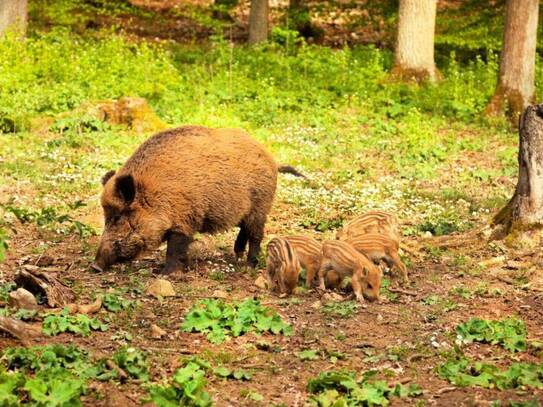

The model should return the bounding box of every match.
[284,235,322,288]
[345,233,408,282]
[266,237,300,295]
[318,240,381,303]
[337,211,400,243]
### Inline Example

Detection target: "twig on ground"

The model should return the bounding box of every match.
[435,386,457,395]
[387,287,417,296]
[106,359,128,381]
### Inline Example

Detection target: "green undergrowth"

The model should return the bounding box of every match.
[456,318,527,353]
[321,301,359,318]
[181,298,292,344]
[42,308,108,337]
[439,317,543,391]
[438,357,543,390]
[306,370,422,406]
[0,344,150,405]
[148,355,254,406]
[102,291,136,312]
[148,357,212,407]
[2,201,95,238]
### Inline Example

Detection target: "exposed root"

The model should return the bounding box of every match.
[0,316,41,342]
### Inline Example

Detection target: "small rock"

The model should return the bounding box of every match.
[311,300,322,309]
[254,275,269,290]
[150,324,167,339]
[36,255,54,267]
[212,289,228,299]
[323,292,343,302]
[146,279,176,298]
[8,288,38,310]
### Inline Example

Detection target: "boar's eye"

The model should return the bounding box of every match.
[367,283,373,290]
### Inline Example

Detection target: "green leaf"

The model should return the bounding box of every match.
[213,366,231,378]
[298,349,319,361]
[233,369,252,381]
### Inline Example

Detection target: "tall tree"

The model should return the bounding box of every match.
[248,0,269,44]
[392,0,437,82]
[0,0,27,37]
[486,0,539,122]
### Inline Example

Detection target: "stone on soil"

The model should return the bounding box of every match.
[146,279,176,298]
[8,288,38,310]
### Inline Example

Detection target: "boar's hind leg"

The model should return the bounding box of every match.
[246,216,266,268]
[234,222,249,259]
[162,232,193,274]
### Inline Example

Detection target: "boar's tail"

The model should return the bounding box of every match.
[278,165,307,178]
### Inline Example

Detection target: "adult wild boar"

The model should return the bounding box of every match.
[92,126,302,274]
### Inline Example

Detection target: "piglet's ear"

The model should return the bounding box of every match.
[101,170,116,186]
[362,267,369,278]
[115,174,136,204]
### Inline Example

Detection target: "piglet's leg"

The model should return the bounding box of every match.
[317,261,332,291]
[162,232,193,274]
[351,276,366,304]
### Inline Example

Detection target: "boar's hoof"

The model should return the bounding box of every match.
[160,262,185,275]
[90,263,104,273]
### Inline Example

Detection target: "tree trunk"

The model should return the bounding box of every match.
[287,0,322,42]
[486,0,539,123]
[0,0,27,37]
[392,0,437,82]
[248,0,269,44]
[493,104,543,233]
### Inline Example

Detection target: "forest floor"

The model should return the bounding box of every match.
[1,0,543,406]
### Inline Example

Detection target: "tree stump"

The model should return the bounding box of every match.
[493,104,543,235]
[16,268,75,307]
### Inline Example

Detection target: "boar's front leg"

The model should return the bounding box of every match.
[246,216,265,268]
[234,222,249,260]
[162,232,193,274]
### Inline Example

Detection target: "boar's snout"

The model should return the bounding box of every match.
[93,242,116,272]
[363,292,379,303]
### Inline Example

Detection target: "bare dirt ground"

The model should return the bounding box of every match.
[2,210,543,405]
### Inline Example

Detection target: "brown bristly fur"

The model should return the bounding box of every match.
[94,126,292,273]
[345,233,408,283]
[337,211,401,243]
[284,235,322,288]
[318,240,381,303]
[266,238,301,295]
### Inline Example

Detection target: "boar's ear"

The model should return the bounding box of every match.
[115,174,136,204]
[101,170,116,186]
